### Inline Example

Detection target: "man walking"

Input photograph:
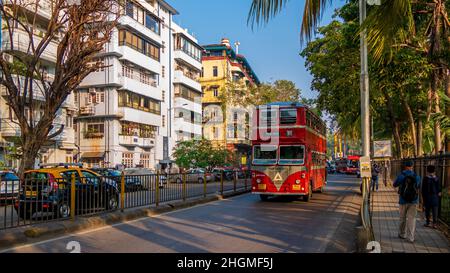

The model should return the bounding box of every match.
[422,165,442,229]
[393,160,421,243]
[371,163,380,192]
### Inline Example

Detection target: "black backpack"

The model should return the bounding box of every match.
[400,174,419,202]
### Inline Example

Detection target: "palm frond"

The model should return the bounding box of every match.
[363,0,414,61]
[247,0,330,43]
[247,0,290,28]
[300,0,331,43]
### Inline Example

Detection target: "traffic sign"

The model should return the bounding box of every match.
[360,156,372,178]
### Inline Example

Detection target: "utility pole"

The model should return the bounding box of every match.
[360,0,370,158]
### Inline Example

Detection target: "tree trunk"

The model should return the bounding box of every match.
[400,94,417,157]
[417,119,423,157]
[382,90,403,158]
[446,69,450,153]
[432,72,442,154]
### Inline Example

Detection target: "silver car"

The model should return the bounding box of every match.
[176,169,214,184]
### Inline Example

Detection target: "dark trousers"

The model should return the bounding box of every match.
[371,176,379,191]
[425,205,438,224]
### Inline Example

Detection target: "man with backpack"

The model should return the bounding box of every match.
[422,165,442,229]
[393,160,421,243]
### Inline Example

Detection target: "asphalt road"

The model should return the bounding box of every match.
[2,174,361,253]
[0,179,248,229]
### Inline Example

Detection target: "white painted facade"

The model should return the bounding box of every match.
[0,0,77,168]
[75,0,203,170]
[171,23,203,143]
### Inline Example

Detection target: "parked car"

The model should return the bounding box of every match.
[176,168,214,183]
[124,168,165,188]
[212,168,234,181]
[90,168,146,192]
[326,162,337,174]
[14,163,119,220]
[0,171,20,203]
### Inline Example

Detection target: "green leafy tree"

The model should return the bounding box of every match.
[173,139,229,170]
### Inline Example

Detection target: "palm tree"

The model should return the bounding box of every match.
[248,0,450,154]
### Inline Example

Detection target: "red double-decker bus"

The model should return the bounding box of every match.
[251,102,327,202]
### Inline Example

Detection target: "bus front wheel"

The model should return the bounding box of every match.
[260,195,269,201]
[303,183,313,202]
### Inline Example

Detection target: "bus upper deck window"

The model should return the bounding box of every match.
[280,109,297,124]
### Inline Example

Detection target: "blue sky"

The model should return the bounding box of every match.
[169,0,346,99]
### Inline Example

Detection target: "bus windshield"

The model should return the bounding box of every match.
[253,145,278,165]
[279,145,305,165]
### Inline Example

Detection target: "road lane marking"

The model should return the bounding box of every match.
[0,194,249,253]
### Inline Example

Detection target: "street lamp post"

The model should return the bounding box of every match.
[361,0,381,158]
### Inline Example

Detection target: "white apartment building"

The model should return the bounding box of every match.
[75,0,203,170]
[171,23,203,143]
[0,0,77,168]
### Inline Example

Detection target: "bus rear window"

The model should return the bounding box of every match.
[280,109,297,124]
[253,145,278,165]
[279,146,305,165]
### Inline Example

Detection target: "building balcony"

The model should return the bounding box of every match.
[79,106,96,116]
[0,120,21,139]
[117,46,161,75]
[173,118,202,135]
[118,16,163,46]
[174,50,202,71]
[174,71,202,92]
[119,107,161,127]
[119,76,161,101]
[119,135,155,148]
[2,28,58,63]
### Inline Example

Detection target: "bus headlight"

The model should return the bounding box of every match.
[256,179,262,184]
[301,173,306,179]
[295,180,301,184]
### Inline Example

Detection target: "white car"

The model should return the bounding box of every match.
[0,171,20,202]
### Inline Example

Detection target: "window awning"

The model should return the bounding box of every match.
[81,152,105,159]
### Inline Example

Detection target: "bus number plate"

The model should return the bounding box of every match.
[258,184,267,190]
[292,185,301,191]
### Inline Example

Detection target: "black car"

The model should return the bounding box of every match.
[90,168,145,192]
[14,167,119,220]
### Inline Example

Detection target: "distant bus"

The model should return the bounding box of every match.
[251,102,327,202]
[336,155,360,175]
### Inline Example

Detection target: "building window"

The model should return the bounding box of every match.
[162,65,165,78]
[174,34,202,62]
[174,84,201,102]
[162,90,165,102]
[139,154,150,169]
[201,67,204,77]
[119,29,160,61]
[85,122,104,139]
[213,66,218,77]
[66,114,73,128]
[212,87,219,97]
[213,127,219,139]
[122,153,134,168]
[118,91,161,115]
[162,115,166,127]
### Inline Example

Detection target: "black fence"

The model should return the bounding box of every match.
[390,154,450,225]
[0,170,251,230]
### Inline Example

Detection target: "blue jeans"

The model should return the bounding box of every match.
[371,176,379,191]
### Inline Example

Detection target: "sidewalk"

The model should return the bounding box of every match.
[371,181,450,253]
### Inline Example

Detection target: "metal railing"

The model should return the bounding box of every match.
[390,154,450,226]
[0,170,251,230]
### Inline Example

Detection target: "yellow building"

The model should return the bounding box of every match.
[200,38,260,166]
